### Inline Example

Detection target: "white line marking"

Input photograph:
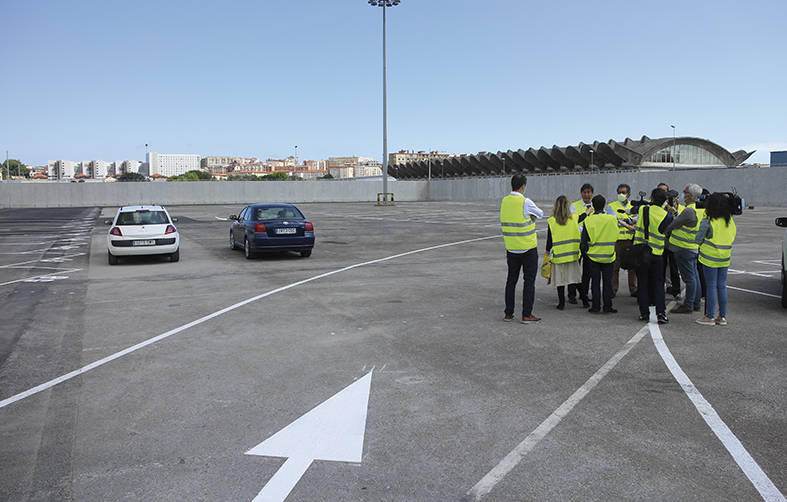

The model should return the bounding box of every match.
[462,325,650,501]
[727,286,781,299]
[0,235,498,410]
[0,269,82,287]
[649,317,786,502]
[0,253,85,269]
[729,269,780,278]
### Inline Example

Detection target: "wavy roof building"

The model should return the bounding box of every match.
[389,136,754,180]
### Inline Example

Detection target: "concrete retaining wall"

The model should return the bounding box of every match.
[1,168,784,208]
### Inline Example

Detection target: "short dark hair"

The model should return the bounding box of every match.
[580,183,594,193]
[511,173,527,191]
[592,194,606,211]
[617,183,630,195]
[657,182,669,190]
[651,188,667,206]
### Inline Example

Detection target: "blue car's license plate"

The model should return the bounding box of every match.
[276,228,296,235]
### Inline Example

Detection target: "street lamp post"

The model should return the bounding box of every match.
[294,145,298,166]
[670,125,676,170]
[589,148,594,169]
[369,0,400,203]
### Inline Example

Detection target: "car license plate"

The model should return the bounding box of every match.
[132,240,156,246]
[276,228,297,235]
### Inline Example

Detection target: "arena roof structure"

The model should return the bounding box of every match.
[388,136,754,180]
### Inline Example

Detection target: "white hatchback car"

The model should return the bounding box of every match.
[106,205,180,265]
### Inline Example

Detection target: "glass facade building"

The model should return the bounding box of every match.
[644,144,725,166]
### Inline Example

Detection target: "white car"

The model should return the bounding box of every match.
[106,205,180,265]
[777,217,787,308]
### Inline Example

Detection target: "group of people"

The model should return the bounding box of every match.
[501,174,737,326]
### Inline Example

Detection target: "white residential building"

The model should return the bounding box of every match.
[87,160,111,178]
[147,152,201,177]
[48,160,78,179]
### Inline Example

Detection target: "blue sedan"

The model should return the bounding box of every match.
[229,203,315,259]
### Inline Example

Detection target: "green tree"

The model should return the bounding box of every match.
[262,171,290,181]
[117,172,146,182]
[169,170,213,181]
[320,173,334,179]
[1,159,30,179]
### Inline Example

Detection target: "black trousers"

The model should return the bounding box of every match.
[636,254,666,316]
[588,260,614,311]
[663,248,681,296]
[567,254,591,301]
[505,249,538,317]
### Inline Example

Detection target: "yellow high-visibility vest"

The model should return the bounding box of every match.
[500,195,537,251]
[633,205,668,256]
[607,200,635,240]
[547,216,580,264]
[699,217,736,268]
[571,199,590,221]
[669,203,705,251]
[584,213,618,263]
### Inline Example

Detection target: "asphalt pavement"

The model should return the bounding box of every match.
[0,202,785,502]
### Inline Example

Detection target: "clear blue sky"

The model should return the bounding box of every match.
[2,0,785,166]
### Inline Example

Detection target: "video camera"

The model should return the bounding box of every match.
[629,191,649,209]
[695,187,744,216]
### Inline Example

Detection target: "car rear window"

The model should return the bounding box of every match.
[255,207,303,220]
[116,210,169,225]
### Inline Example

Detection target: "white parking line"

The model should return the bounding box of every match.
[0,253,86,269]
[727,286,781,299]
[649,319,786,502]
[0,235,499,410]
[0,268,82,287]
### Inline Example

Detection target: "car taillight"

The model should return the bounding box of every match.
[165,225,177,234]
[304,221,314,231]
[255,222,266,233]
[110,227,122,236]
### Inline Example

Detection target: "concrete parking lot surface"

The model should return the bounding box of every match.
[1,202,785,501]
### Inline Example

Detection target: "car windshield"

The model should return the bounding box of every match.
[116,210,169,225]
[255,207,303,220]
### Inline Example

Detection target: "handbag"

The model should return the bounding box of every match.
[540,251,552,283]
[620,207,651,270]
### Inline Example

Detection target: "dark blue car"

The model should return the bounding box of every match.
[229,203,314,259]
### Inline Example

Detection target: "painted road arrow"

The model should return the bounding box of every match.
[245,371,373,501]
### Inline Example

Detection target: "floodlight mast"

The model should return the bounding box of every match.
[368,0,400,203]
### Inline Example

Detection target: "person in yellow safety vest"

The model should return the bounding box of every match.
[694,192,737,327]
[633,188,675,324]
[501,173,544,324]
[605,183,638,298]
[546,195,582,310]
[581,195,619,313]
[664,184,705,314]
[568,183,594,306]
[658,182,683,298]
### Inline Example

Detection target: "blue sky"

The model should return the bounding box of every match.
[1,0,785,166]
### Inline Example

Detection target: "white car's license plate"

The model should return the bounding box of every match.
[132,240,156,246]
[276,228,297,235]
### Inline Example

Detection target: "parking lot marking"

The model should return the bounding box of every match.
[0,253,85,269]
[727,286,781,299]
[0,269,81,287]
[0,235,498,410]
[462,325,650,502]
[649,320,786,502]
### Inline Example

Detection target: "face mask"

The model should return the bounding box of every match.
[679,194,686,204]
[617,193,627,203]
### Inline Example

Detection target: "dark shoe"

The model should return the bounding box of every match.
[521,315,542,324]
[581,298,590,308]
[503,315,514,322]
[639,313,649,321]
[630,291,638,297]
[611,292,617,299]
[588,308,601,313]
[693,306,702,312]
[670,305,692,314]
[657,313,669,324]
[556,303,565,310]
[567,297,577,305]
[603,308,618,313]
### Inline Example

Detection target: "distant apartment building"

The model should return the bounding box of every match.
[48,160,77,179]
[147,152,201,177]
[304,159,327,170]
[202,156,258,169]
[354,159,383,178]
[86,160,111,178]
[388,150,453,166]
[115,160,142,175]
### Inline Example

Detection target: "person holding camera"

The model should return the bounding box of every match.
[633,188,674,324]
[606,183,638,298]
[664,184,704,314]
[581,195,619,313]
[695,193,737,326]
[658,183,683,299]
[546,195,582,310]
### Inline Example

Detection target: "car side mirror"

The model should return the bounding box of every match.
[776,217,787,228]
[104,219,112,225]
[229,214,238,221]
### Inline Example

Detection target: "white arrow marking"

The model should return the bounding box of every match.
[245,370,373,502]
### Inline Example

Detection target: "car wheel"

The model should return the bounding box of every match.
[244,239,255,259]
[300,249,312,258]
[230,231,237,250]
[108,251,118,265]
[170,248,180,262]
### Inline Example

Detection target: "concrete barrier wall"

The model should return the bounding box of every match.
[1,168,784,208]
[426,168,787,207]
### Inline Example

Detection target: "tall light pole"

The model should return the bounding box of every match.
[294,145,298,166]
[369,0,400,202]
[589,148,594,169]
[670,124,676,170]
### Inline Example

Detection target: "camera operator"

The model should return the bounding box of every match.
[658,183,683,299]
[633,188,674,324]
[695,192,738,326]
[664,184,704,314]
